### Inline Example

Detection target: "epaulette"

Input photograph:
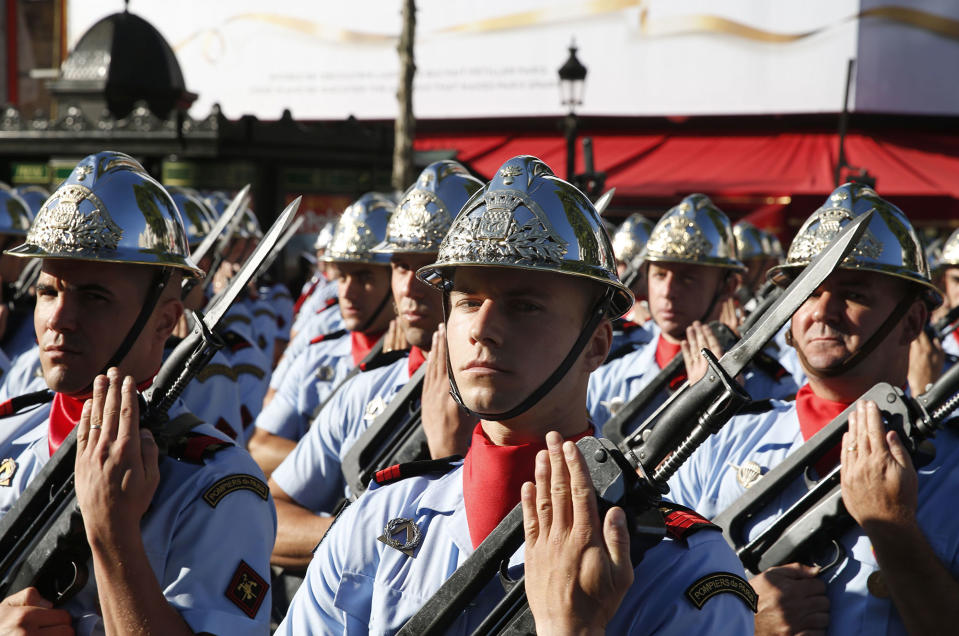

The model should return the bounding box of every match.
[750,351,791,383]
[659,501,719,543]
[372,455,462,487]
[0,389,54,418]
[360,349,408,372]
[220,330,254,354]
[168,432,232,465]
[310,329,347,345]
[317,297,339,314]
[737,398,776,414]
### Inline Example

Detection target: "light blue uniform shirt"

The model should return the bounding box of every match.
[668,401,959,635]
[277,461,755,635]
[273,306,345,391]
[0,399,277,635]
[255,333,354,441]
[271,356,410,513]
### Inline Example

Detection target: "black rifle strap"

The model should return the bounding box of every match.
[100,267,173,376]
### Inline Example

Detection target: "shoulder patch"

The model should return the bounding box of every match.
[253,307,277,319]
[203,473,269,507]
[373,456,462,486]
[685,572,758,613]
[222,313,253,327]
[225,560,269,618]
[659,502,719,542]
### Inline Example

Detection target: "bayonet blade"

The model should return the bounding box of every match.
[190,184,251,265]
[205,197,301,328]
[594,188,615,215]
[257,216,304,277]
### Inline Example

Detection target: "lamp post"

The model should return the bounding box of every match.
[558,41,587,181]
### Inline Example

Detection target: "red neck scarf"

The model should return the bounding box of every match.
[795,383,850,475]
[655,334,682,370]
[48,393,85,457]
[48,377,156,457]
[953,329,959,349]
[351,330,384,366]
[408,346,426,378]
[462,423,593,549]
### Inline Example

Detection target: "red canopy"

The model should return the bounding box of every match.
[415,130,959,232]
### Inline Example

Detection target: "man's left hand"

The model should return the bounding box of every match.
[523,432,633,635]
[75,369,160,551]
[840,400,918,532]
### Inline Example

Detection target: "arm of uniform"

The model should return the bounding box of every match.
[75,438,277,635]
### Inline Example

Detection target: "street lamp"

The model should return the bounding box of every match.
[558,41,587,181]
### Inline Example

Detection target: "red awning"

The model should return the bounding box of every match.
[415,130,959,227]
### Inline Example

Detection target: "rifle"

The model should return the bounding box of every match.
[602,321,739,446]
[395,212,873,634]
[180,184,250,301]
[0,197,300,604]
[341,364,427,496]
[932,303,959,341]
[714,360,959,575]
[398,436,665,635]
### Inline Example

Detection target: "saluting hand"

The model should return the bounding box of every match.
[421,325,474,458]
[681,321,725,385]
[841,400,918,533]
[523,432,633,635]
[75,368,160,552]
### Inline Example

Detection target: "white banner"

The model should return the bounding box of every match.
[68,1,959,120]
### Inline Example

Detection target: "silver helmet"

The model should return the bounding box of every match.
[769,183,940,307]
[313,220,335,251]
[373,160,483,254]
[166,187,214,247]
[733,221,766,262]
[6,151,202,277]
[0,183,33,237]
[940,228,959,270]
[322,193,395,265]
[644,194,746,271]
[417,155,633,319]
[611,213,655,265]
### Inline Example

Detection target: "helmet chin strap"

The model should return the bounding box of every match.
[86,267,173,392]
[355,286,394,334]
[443,286,614,422]
[788,295,915,379]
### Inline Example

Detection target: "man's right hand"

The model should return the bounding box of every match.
[0,587,73,635]
[751,563,829,636]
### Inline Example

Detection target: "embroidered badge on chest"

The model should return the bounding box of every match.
[728,460,763,489]
[225,560,269,618]
[0,458,16,487]
[364,396,387,422]
[377,517,422,557]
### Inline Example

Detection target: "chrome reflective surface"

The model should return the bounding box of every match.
[323,192,394,265]
[418,155,633,319]
[7,151,201,276]
[734,221,766,262]
[769,183,940,307]
[644,193,745,271]
[611,213,654,264]
[373,160,483,254]
[0,184,33,236]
